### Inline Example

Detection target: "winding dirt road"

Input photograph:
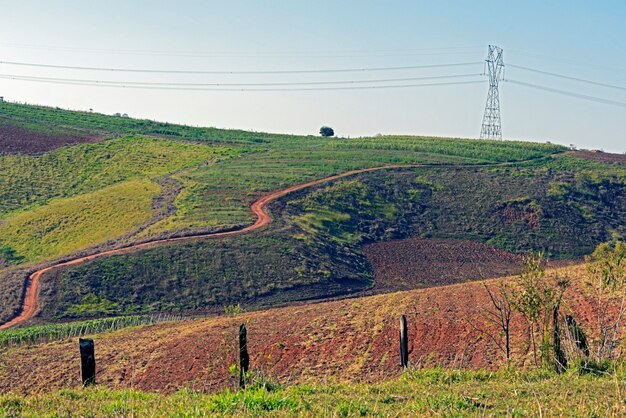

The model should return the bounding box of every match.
[0,164,420,330]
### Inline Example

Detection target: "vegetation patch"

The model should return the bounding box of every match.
[0,367,624,416]
[0,135,236,217]
[0,180,161,264]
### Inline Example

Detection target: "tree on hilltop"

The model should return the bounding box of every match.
[319,126,334,137]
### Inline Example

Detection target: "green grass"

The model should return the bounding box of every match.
[1,366,624,416]
[140,139,566,235]
[39,162,626,319]
[1,101,567,235]
[0,180,161,263]
[0,136,236,218]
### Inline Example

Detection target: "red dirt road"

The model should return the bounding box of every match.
[0,164,420,330]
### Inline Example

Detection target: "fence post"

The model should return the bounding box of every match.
[400,315,409,369]
[79,338,96,386]
[239,324,249,389]
[553,305,567,373]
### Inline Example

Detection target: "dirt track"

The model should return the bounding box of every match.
[0,164,421,330]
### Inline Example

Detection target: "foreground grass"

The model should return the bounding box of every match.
[1,367,624,417]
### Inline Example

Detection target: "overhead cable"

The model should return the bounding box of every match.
[0,74,485,91]
[0,60,483,75]
[506,79,626,108]
[508,64,626,91]
[0,72,482,87]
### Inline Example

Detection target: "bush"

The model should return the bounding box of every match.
[319,126,334,137]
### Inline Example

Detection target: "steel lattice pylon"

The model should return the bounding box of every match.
[480,45,504,140]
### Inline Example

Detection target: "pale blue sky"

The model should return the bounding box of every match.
[1,1,625,151]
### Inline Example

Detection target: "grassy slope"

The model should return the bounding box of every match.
[0,102,572,322]
[0,180,161,263]
[1,367,624,417]
[38,158,626,319]
[141,137,567,234]
[0,135,233,217]
[1,101,567,235]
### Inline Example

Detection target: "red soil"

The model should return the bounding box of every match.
[0,123,102,154]
[568,150,626,165]
[363,239,526,292]
[0,264,599,395]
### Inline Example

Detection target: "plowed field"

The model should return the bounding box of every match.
[363,239,526,292]
[570,150,626,165]
[0,123,101,154]
[0,264,599,395]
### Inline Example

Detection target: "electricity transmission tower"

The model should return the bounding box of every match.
[480,45,504,140]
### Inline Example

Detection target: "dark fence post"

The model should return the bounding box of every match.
[553,305,567,373]
[400,315,409,369]
[79,338,96,386]
[239,324,249,389]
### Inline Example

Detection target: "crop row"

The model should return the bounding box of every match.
[0,313,187,348]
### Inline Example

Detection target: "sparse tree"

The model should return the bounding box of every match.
[511,252,567,369]
[586,241,626,361]
[319,126,335,137]
[482,281,513,364]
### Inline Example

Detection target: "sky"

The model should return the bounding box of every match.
[0,0,625,152]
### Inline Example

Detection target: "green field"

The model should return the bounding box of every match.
[0,135,234,217]
[0,180,161,263]
[1,366,623,416]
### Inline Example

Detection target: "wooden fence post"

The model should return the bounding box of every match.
[239,324,249,389]
[400,315,409,369]
[553,305,567,373]
[79,338,96,386]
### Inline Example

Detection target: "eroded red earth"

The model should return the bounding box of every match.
[0,264,600,395]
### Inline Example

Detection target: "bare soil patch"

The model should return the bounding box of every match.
[363,239,526,292]
[0,123,102,154]
[569,150,626,165]
[0,264,596,395]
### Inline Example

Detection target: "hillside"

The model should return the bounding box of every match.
[35,160,626,321]
[1,101,584,324]
[0,101,624,416]
[0,264,603,395]
[1,102,625,327]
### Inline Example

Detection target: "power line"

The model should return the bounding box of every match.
[0,60,483,75]
[0,72,482,87]
[0,74,484,91]
[511,50,626,74]
[0,42,484,58]
[508,64,626,92]
[506,79,626,108]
